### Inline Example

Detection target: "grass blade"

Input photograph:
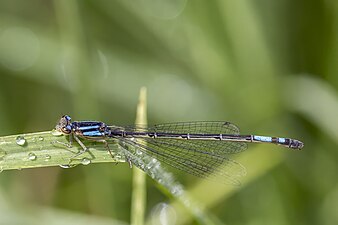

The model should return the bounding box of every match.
[0,131,123,171]
[131,87,148,225]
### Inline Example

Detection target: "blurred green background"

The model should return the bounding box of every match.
[0,0,337,224]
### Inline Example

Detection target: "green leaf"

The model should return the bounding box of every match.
[0,131,124,171]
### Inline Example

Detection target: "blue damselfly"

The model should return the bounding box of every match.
[54,115,303,182]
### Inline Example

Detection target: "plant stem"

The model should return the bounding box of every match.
[131,87,147,225]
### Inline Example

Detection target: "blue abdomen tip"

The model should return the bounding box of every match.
[253,135,272,142]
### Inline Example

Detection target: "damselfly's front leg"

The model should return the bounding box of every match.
[51,134,89,158]
[73,138,117,162]
[71,135,89,158]
[51,133,73,148]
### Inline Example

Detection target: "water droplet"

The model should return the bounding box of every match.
[28,152,37,161]
[151,203,177,225]
[170,185,184,196]
[16,136,26,146]
[51,129,63,136]
[38,136,44,141]
[81,158,91,166]
[146,158,160,170]
[59,164,78,169]
[136,149,143,155]
[45,155,51,161]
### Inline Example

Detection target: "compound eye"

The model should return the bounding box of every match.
[62,126,72,134]
[64,115,72,122]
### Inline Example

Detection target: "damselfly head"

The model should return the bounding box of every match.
[55,115,72,134]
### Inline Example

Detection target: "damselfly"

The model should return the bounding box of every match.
[54,115,303,182]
